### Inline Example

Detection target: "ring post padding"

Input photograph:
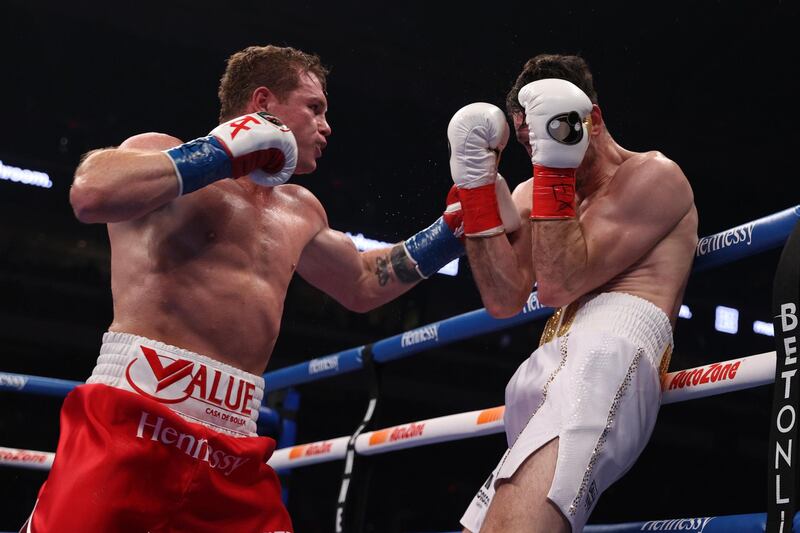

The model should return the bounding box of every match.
[767,214,800,533]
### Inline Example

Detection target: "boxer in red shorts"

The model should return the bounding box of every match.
[22,44,486,532]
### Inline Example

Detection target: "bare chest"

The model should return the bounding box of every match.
[140,186,318,277]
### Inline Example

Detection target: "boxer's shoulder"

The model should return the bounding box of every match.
[119,132,183,150]
[269,183,329,226]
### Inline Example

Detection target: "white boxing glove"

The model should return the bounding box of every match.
[517,79,592,219]
[447,103,513,236]
[447,102,509,189]
[165,111,298,194]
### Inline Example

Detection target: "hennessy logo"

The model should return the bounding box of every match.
[136,411,249,476]
[401,324,439,347]
[125,345,256,417]
[523,292,542,314]
[641,517,714,531]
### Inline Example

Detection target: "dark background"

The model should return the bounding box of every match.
[0,1,797,531]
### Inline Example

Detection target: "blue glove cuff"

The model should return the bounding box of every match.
[164,136,232,195]
[403,216,464,278]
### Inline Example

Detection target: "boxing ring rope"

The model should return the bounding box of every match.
[1,205,798,532]
[2,206,796,400]
[0,350,779,470]
[0,374,281,430]
[263,205,800,391]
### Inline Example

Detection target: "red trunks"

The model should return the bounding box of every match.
[24,331,293,533]
[26,385,292,532]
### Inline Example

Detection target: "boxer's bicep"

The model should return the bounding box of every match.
[297,227,369,297]
[581,158,692,288]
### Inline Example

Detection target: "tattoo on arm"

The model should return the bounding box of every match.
[390,244,423,283]
[375,256,391,286]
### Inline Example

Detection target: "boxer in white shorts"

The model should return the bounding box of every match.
[446,54,698,532]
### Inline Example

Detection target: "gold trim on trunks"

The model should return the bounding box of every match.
[659,344,673,378]
[539,301,579,347]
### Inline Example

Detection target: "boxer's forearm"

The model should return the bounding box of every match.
[71,148,179,223]
[532,219,588,307]
[466,236,531,318]
[338,246,421,312]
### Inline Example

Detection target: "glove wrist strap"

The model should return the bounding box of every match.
[458,183,504,237]
[164,136,232,195]
[401,217,465,279]
[531,165,577,219]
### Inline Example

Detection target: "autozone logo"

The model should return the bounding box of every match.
[0,373,27,390]
[477,407,505,425]
[369,423,426,446]
[695,223,754,257]
[401,324,439,347]
[640,517,714,531]
[125,345,256,417]
[0,449,48,464]
[288,442,333,460]
[666,361,740,390]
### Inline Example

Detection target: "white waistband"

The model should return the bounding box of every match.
[87,332,264,437]
[571,292,673,367]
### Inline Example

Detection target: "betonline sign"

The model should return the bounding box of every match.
[0,161,52,188]
[773,303,798,512]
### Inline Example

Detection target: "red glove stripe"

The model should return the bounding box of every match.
[443,185,465,240]
[531,165,577,219]
[230,148,286,179]
[459,183,503,235]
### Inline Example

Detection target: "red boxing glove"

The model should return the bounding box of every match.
[531,165,577,219]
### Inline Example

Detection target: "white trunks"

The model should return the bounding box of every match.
[461,292,673,532]
[86,331,265,436]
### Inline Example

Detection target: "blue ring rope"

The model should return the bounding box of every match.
[2,206,797,396]
[0,372,279,429]
[264,205,800,391]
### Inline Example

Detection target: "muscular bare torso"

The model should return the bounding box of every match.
[108,180,325,374]
[581,151,698,324]
[516,150,698,326]
[597,205,698,325]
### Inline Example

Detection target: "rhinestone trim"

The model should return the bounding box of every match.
[568,347,643,515]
